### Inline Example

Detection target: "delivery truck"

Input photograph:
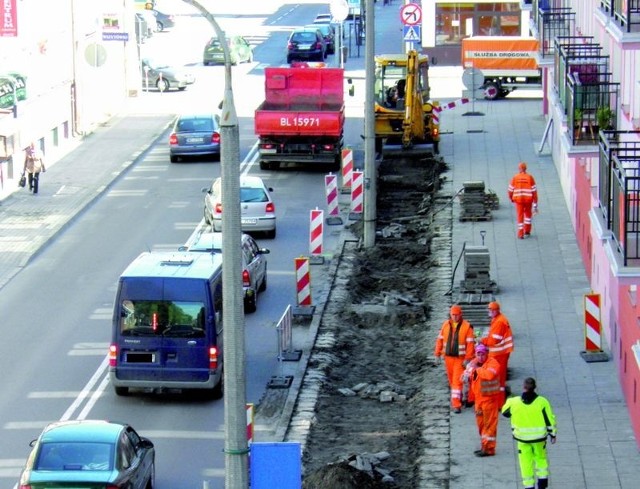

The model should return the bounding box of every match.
[255,65,345,170]
[461,36,542,100]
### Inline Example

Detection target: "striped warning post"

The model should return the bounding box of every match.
[584,293,602,352]
[341,148,353,191]
[246,403,254,444]
[350,170,364,214]
[325,174,339,216]
[309,208,324,256]
[295,256,312,306]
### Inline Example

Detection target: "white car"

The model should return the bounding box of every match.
[180,232,269,313]
[203,175,277,238]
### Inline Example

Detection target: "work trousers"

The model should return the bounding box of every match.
[515,202,533,238]
[474,395,501,454]
[517,440,549,489]
[492,352,510,406]
[444,356,465,409]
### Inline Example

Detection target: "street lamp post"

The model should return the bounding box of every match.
[363,0,376,248]
[182,2,247,488]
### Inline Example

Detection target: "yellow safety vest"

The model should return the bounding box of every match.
[501,395,557,443]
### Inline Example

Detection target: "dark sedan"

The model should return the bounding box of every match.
[169,112,221,162]
[153,9,175,31]
[18,420,155,489]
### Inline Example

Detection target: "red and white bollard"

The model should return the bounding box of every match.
[246,403,254,444]
[294,256,312,307]
[309,208,324,264]
[324,173,342,225]
[580,292,608,363]
[349,170,364,220]
[341,148,353,193]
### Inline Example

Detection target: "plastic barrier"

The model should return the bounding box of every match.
[309,208,324,257]
[580,292,608,363]
[349,170,363,219]
[294,256,312,307]
[341,147,353,192]
[324,173,342,224]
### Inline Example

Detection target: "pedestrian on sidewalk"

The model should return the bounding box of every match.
[479,301,514,406]
[508,161,538,239]
[501,377,557,489]
[434,304,475,413]
[462,343,501,457]
[23,142,46,194]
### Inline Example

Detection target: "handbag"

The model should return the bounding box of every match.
[18,172,26,188]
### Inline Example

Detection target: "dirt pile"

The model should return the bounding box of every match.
[298,156,453,488]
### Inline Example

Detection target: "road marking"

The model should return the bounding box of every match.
[61,356,109,421]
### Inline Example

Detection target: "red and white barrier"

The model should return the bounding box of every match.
[309,208,324,256]
[246,403,254,444]
[431,98,470,125]
[350,170,364,214]
[295,256,312,306]
[584,293,602,352]
[324,174,340,217]
[341,148,353,190]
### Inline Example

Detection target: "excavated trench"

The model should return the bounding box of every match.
[292,155,457,489]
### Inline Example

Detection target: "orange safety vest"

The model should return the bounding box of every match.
[508,172,538,204]
[471,357,501,399]
[434,319,475,361]
[481,313,514,356]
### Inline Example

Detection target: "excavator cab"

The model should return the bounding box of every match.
[374,51,439,155]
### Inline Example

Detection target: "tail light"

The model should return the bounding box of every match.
[211,132,220,144]
[169,133,178,145]
[265,202,275,213]
[214,203,223,215]
[287,42,294,50]
[109,344,117,367]
[242,269,251,287]
[315,42,323,50]
[432,127,440,137]
[322,144,334,150]
[19,485,32,489]
[209,347,218,369]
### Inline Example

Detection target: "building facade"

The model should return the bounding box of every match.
[527,0,640,445]
[0,0,141,183]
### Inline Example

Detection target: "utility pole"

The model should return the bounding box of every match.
[182,2,247,488]
[363,0,376,248]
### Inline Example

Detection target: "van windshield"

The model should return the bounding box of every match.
[120,300,205,337]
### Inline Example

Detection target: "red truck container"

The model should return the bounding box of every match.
[461,36,542,100]
[255,66,345,170]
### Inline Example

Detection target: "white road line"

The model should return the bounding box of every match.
[60,356,109,421]
[77,374,110,420]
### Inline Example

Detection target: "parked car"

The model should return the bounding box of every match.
[181,232,269,313]
[141,57,195,92]
[305,23,335,54]
[286,27,326,63]
[203,35,253,65]
[169,112,221,162]
[203,175,276,238]
[313,13,333,24]
[153,9,175,31]
[18,420,155,489]
[134,13,150,44]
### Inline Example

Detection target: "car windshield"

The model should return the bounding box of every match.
[177,118,214,132]
[120,300,206,337]
[292,32,317,42]
[240,187,268,203]
[36,442,114,471]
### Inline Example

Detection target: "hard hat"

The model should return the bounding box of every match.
[518,161,527,171]
[450,305,462,315]
[475,344,489,354]
[487,301,500,311]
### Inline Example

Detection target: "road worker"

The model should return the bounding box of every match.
[434,304,475,413]
[462,343,501,456]
[502,377,557,489]
[480,301,514,406]
[508,161,538,239]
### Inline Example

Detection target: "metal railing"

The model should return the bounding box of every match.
[598,131,640,266]
[600,0,640,33]
[567,75,619,146]
[532,6,575,58]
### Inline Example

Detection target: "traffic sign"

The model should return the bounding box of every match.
[330,0,349,22]
[400,3,422,26]
[403,25,421,42]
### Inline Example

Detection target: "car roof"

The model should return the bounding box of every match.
[187,232,254,253]
[40,420,124,444]
[305,24,332,33]
[239,175,268,188]
[177,113,215,120]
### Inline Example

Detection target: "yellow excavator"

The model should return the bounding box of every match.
[374,50,440,155]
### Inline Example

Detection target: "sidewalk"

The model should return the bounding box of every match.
[442,96,640,488]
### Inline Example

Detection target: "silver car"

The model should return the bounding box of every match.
[203,175,277,238]
[169,112,220,162]
[180,232,269,313]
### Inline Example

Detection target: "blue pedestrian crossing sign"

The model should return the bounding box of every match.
[403,25,421,42]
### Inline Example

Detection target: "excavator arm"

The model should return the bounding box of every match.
[402,50,426,149]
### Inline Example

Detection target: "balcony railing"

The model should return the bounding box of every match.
[568,76,619,146]
[533,6,575,58]
[598,131,640,266]
[600,0,640,33]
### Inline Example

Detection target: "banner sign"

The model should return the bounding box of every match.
[1,0,18,37]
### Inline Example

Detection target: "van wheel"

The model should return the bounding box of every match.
[211,374,224,400]
[259,273,267,292]
[115,386,129,396]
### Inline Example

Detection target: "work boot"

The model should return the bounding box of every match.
[537,478,548,489]
[453,407,461,414]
